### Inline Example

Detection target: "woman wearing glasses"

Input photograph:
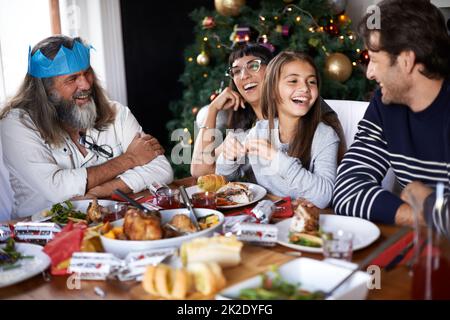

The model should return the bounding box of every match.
[191,44,273,180]
[217,51,340,208]
[191,44,345,181]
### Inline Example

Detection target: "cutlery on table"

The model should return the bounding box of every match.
[178,186,200,232]
[113,189,159,214]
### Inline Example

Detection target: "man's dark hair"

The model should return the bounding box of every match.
[358,0,450,79]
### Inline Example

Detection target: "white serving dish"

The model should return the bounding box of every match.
[216,257,371,300]
[100,208,224,258]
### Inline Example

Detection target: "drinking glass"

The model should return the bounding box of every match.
[156,188,181,209]
[102,203,128,223]
[411,192,450,300]
[191,192,216,209]
[322,230,354,261]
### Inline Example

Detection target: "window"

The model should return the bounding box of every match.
[0,0,52,106]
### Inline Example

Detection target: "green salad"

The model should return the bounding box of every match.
[289,228,330,248]
[239,266,325,300]
[0,239,33,270]
[48,200,87,224]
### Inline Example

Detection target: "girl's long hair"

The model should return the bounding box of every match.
[261,51,324,169]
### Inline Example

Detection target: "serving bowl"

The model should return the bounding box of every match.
[100,208,224,258]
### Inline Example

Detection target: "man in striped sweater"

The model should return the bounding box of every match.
[332,0,450,229]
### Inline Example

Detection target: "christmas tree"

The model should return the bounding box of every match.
[167,0,374,178]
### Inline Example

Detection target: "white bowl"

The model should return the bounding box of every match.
[100,208,224,258]
[216,257,371,300]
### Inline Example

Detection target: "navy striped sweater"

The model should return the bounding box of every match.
[333,79,450,225]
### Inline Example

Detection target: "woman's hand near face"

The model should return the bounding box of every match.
[245,139,276,161]
[209,87,246,113]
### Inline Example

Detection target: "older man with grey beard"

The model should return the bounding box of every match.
[0,35,173,218]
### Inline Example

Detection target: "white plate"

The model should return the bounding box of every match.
[100,208,225,258]
[0,243,51,288]
[216,257,371,300]
[185,183,267,209]
[31,200,124,223]
[276,215,380,253]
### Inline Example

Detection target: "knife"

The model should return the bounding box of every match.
[179,186,200,231]
[113,189,151,214]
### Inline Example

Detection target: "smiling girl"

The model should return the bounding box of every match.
[216,51,339,208]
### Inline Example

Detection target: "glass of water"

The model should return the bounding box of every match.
[322,230,354,261]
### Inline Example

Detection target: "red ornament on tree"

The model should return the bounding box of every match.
[202,16,216,29]
[360,49,370,65]
[325,22,340,36]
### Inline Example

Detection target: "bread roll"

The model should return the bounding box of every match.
[170,268,190,299]
[187,262,218,295]
[142,265,158,296]
[207,262,226,290]
[154,264,172,299]
[142,264,190,299]
[187,262,226,295]
[142,262,226,299]
[197,174,227,192]
[180,235,243,268]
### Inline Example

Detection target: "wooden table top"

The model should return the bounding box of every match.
[0,177,413,300]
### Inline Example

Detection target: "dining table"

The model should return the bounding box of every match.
[0,177,413,300]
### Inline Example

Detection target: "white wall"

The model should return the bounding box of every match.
[347,0,450,29]
[59,0,127,105]
[346,0,381,29]
[0,0,51,105]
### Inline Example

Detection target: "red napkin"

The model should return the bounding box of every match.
[224,197,294,220]
[370,231,415,268]
[43,221,87,275]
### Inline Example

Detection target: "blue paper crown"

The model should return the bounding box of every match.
[28,40,92,78]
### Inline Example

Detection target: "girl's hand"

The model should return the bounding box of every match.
[245,139,276,160]
[222,133,246,161]
[210,87,245,112]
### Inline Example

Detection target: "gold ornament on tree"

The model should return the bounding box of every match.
[324,53,352,82]
[215,0,245,17]
[196,51,210,66]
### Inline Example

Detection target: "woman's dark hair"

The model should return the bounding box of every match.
[261,51,323,170]
[358,0,450,79]
[226,43,274,130]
